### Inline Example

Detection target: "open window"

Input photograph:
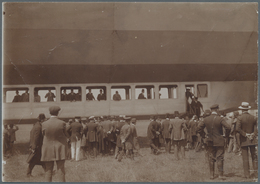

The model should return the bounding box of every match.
[197,84,208,98]
[61,87,82,102]
[159,85,178,99]
[86,86,106,101]
[111,86,131,101]
[3,87,30,103]
[135,85,154,99]
[34,87,56,102]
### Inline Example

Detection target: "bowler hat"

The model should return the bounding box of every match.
[210,104,219,110]
[238,102,251,110]
[49,106,61,115]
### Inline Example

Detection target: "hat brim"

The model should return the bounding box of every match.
[238,106,251,109]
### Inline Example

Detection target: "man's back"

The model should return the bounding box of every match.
[161,120,171,139]
[170,118,186,140]
[70,121,83,142]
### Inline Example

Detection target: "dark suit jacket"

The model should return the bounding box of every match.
[197,113,231,147]
[70,121,83,142]
[169,118,187,140]
[237,112,257,147]
[29,121,43,164]
[161,119,171,139]
[41,117,68,161]
[147,121,157,139]
[86,122,98,142]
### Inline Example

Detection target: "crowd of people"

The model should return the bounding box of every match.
[3,100,258,182]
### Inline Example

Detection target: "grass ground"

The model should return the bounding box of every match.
[2,120,258,182]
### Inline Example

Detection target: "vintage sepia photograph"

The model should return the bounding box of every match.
[2,1,258,182]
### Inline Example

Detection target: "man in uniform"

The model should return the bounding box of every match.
[85,116,98,157]
[113,91,122,101]
[147,116,160,155]
[197,104,230,180]
[138,89,146,99]
[119,117,134,161]
[70,117,83,161]
[169,111,187,160]
[41,106,68,182]
[12,90,21,102]
[61,89,68,101]
[45,89,55,102]
[21,89,29,102]
[161,114,171,153]
[185,87,194,113]
[97,89,106,101]
[191,97,204,118]
[8,124,19,156]
[86,89,95,100]
[237,102,258,179]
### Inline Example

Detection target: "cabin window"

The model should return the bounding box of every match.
[135,85,155,99]
[197,84,208,98]
[3,88,30,103]
[159,85,178,99]
[34,87,56,102]
[60,87,81,102]
[111,86,131,101]
[86,86,106,101]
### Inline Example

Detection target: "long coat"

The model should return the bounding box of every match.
[86,122,98,142]
[237,112,258,147]
[115,121,126,148]
[29,121,43,164]
[161,119,171,139]
[41,117,68,161]
[197,113,231,147]
[120,124,133,150]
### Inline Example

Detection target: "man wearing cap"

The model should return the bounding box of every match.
[86,89,95,100]
[147,116,160,155]
[101,116,113,155]
[197,104,230,180]
[130,118,140,155]
[161,114,172,153]
[41,106,68,182]
[237,102,258,179]
[169,111,187,160]
[44,89,56,102]
[119,117,134,161]
[70,117,83,161]
[185,87,194,113]
[85,116,98,157]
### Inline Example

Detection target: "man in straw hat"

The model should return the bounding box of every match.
[41,106,68,182]
[237,102,258,179]
[197,104,231,180]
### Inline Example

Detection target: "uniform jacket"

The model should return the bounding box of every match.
[29,121,43,164]
[120,124,133,150]
[161,119,171,139]
[197,112,231,147]
[86,122,98,142]
[169,117,187,140]
[237,112,258,147]
[115,121,126,147]
[8,126,19,142]
[147,121,158,139]
[190,120,198,136]
[41,116,68,161]
[70,121,83,142]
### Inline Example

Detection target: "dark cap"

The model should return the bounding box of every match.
[49,106,61,115]
[37,113,46,121]
[131,118,136,122]
[75,116,81,120]
[210,104,219,110]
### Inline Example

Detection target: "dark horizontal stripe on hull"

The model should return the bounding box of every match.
[4,64,257,85]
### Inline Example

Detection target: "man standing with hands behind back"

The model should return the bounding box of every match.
[197,104,230,180]
[237,102,258,179]
[41,106,68,182]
